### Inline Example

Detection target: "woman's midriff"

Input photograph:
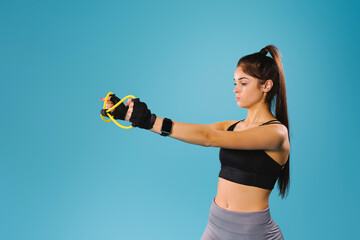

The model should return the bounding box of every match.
[214,177,272,212]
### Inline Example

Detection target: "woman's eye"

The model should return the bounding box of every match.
[233,83,247,86]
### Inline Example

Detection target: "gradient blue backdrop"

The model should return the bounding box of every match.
[1,0,359,239]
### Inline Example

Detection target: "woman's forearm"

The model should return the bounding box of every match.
[150,116,212,147]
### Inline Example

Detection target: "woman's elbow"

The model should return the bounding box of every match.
[205,128,215,147]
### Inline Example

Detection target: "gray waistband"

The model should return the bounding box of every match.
[210,198,272,225]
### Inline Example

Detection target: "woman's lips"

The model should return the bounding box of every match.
[236,97,240,100]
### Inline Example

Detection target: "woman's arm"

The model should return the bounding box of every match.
[121,99,211,147]
[150,116,212,147]
[121,99,285,150]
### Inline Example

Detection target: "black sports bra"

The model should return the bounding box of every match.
[218,119,285,190]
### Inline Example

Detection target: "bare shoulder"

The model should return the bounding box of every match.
[259,122,289,149]
[259,121,288,136]
[206,120,239,131]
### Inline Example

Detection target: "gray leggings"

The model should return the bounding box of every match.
[201,198,284,240]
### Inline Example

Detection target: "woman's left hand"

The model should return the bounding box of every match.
[124,99,134,122]
[129,98,157,129]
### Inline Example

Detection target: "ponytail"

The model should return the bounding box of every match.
[237,45,291,199]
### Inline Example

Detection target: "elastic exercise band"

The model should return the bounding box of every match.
[100,91,136,129]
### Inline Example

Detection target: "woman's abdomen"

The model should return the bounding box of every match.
[215,177,271,212]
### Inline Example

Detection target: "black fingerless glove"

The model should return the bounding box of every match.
[100,94,129,120]
[129,98,157,130]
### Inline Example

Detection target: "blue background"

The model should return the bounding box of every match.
[1,0,359,239]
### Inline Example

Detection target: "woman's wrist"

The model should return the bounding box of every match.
[149,114,157,129]
[150,116,163,134]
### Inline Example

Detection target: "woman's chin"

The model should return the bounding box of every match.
[236,101,247,108]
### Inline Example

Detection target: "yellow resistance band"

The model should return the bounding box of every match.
[100,92,136,129]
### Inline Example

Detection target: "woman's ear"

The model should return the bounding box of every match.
[263,79,273,92]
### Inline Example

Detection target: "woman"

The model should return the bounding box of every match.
[100,44,290,240]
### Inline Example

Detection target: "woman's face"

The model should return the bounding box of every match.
[233,67,266,108]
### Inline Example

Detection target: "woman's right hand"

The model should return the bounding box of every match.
[99,94,133,121]
[99,98,115,113]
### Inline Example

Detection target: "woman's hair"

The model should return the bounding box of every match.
[237,45,290,199]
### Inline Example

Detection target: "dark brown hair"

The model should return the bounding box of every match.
[237,45,290,199]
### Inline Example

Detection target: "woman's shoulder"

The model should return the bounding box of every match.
[207,120,243,131]
[223,120,244,131]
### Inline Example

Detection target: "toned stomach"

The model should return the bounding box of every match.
[214,177,272,212]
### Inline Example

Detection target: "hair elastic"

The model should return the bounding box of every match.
[259,48,267,56]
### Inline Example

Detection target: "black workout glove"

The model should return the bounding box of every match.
[129,98,157,130]
[100,94,129,120]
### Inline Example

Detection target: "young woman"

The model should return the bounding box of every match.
[100,45,290,240]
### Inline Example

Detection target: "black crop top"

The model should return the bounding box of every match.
[219,119,285,190]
